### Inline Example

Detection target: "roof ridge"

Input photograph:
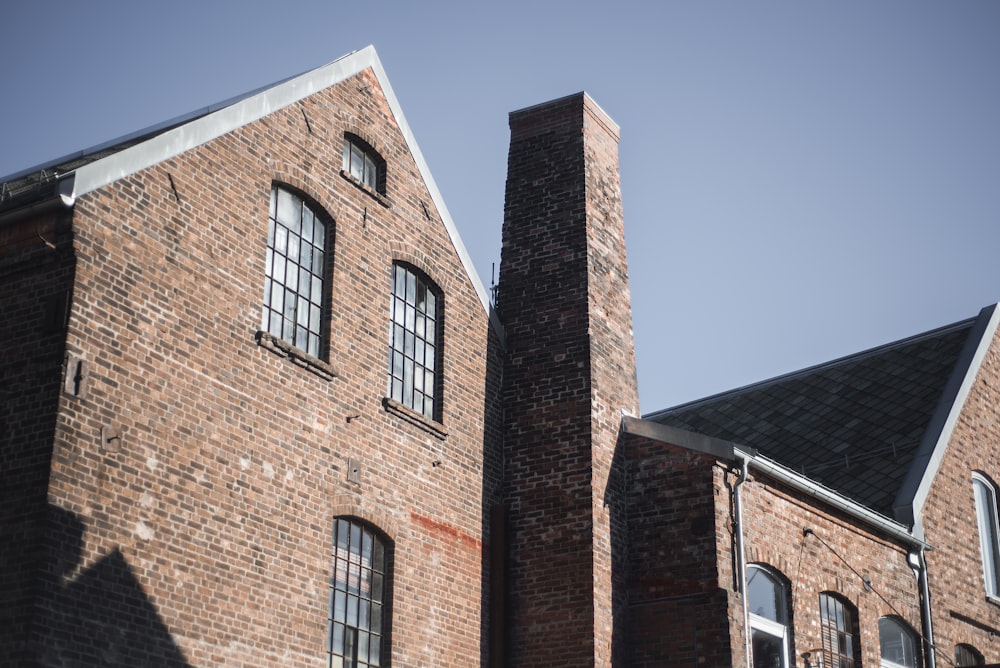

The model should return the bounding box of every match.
[644,314,978,420]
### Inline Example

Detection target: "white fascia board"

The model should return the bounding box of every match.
[66,45,500,332]
[904,303,1000,538]
[69,47,370,198]
[364,53,502,336]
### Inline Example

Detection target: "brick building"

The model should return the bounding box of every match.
[2,45,1000,667]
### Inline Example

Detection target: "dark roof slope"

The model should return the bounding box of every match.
[645,317,979,516]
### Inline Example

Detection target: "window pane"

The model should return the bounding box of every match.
[975,477,1000,596]
[879,617,918,667]
[302,208,314,241]
[314,216,325,247]
[276,188,295,225]
[274,224,288,254]
[747,566,785,623]
[312,276,323,305]
[351,148,363,180]
[752,628,784,668]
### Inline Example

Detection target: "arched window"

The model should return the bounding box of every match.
[747,564,791,668]
[819,592,860,668]
[261,185,330,359]
[387,262,442,421]
[878,616,921,668]
[955,643,984,667]
[973,473,1000,598]
[328,518,390,668]
[343,134,385,194]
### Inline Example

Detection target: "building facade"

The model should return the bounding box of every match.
[2,45,1000,667]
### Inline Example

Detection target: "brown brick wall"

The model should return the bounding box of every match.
[23,67,501,666]
[736,471,922,668]
[498,92,638,668]
[624,435,924,668]
[623,439,733,668]
[923,334,1000,665]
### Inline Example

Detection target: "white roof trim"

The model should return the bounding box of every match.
[64,45,500,331]
[905,303,1000,537]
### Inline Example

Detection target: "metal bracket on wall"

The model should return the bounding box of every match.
[101,424,122,453]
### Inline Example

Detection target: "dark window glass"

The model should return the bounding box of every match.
[955,644,984,667]
[328,518,388,668]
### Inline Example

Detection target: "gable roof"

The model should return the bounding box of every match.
[645,305,999,525]
[0,46,502,337]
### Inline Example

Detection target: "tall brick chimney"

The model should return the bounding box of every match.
[498,93,639,667]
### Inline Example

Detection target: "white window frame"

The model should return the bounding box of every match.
[973,473,1000,600]
[747,564,790,668]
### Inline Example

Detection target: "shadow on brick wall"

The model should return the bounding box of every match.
[28,504,192,667]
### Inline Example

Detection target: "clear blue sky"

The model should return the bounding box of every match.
[3,1,999,413]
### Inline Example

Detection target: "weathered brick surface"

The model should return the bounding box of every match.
[922,335,1000,664]
[7,60,1000,668]
[623,439,733,668]
[736,472,922,668]
[625,437,924,667]
[498,93,638,668]
[5,66,502,666]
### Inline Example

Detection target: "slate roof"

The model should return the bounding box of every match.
[645,315,982,518]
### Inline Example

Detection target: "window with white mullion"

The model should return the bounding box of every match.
[747,565,791,668]
[973,473,1000,598]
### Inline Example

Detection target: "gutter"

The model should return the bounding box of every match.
[623,417,935,664]
[915,547,936,668]
[736,447,928,550]
[0,176,76,227]
[734,450,752,668]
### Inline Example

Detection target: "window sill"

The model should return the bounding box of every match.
[256,331,337,381]
[382,397,447,440]
[340,170,391,208]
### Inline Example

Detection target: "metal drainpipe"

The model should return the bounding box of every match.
[916,546,936,668]
[735,451,752,668]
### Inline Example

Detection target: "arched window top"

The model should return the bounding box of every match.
[973,472,1000,598]
[748,564,791,668]
[955,643,984,667]
[878,616,921,668]
[343,133,386,195]
[747,564,788,624]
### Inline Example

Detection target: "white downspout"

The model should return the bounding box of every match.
[916,546,936,668]
[735,451,752,668]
